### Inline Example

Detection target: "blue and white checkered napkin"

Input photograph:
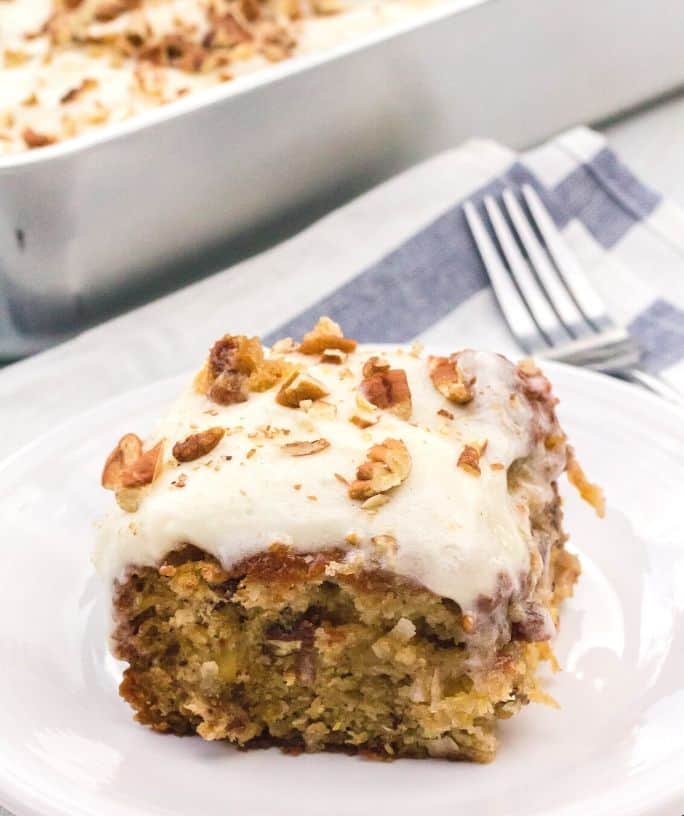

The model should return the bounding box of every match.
[0,126,683,462]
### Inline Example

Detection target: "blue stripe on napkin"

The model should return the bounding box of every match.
[554,148,661,248]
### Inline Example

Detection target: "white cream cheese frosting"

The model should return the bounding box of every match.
[95,337,567,616]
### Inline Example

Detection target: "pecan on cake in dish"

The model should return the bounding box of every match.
[95,317,603,762]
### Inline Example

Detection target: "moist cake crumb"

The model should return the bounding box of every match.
[96,316,602,761]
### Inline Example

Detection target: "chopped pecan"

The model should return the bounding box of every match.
[102,434,164,510]
[209,371,249,405]
[60,77,98,104]
[120,441,164,488]
[22,127,56,149]
[173,427,225,462]
[140,34,208,72]
[204,11,252,48]
[239,0,260,21]
[93,0,140,21]
[457,441,487,476]
[349,438,411,501]
[350,414,378,429]
[210,334,262,379]
[281,439,330,456]
[298,316,357,355]
[360,364,412,420]
[102,432,142,489]
[249,358,294,392]
[321,348,347,365]
[199,334,263,405]
[428,355,475,404]
[457,445,481,476]
[362,356,390,377]
[276,371,329,408]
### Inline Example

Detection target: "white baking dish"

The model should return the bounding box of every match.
[1,0,682,355]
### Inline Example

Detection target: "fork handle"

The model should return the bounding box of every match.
[618,367,683,406]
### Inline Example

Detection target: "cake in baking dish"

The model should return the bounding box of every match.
[95,317,603,762]
[1,0,440,153]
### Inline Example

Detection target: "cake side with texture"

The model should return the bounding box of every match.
[95,317,603,761]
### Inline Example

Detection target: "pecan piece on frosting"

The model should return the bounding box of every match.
[205,10,252,48]
[93,0,140,22]
[276,370,329,408]
[196,334,262,405]
[249,359,294,392]
[102,433,164,511]
[350,413,377,429]
[321,348,347,365]
[173,427,225,462]
[197,334,293,404]
[428,355,475,404]
[22,127,56,149]
[118,440,164,488]
[281,438,330,456]
[457,445,481,476]
[457,441,487,476]
[60,77,98,104]
[349,438,411,501]
[102,433,143,489]
[298,316,357,355]
[360,357,412,420]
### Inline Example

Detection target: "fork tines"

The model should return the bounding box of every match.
[464,185,640,371]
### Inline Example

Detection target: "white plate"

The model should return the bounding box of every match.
[0,360,683,816]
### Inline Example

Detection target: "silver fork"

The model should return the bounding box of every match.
[464,184,681,403]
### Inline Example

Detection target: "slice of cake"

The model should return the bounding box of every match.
[95,317,603,762]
